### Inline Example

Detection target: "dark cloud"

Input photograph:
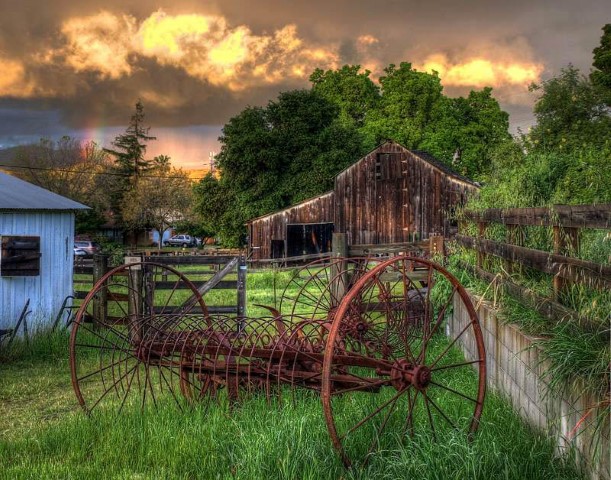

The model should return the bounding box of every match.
[0,0,608,165]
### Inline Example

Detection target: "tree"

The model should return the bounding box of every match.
[591,24,611,105]
[198,89,365,245]
[363,62,444,148]
[12,136,112,233]
[421,88,511,179]
[310,65,380,129]
[528,65,610,151]
[120,161,193,252]
[103,100,157,183]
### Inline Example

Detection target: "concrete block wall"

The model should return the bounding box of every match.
[450,294,610,480]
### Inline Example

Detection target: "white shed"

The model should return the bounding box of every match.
[0,172,89,332]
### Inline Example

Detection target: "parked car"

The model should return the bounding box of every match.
[73,246,87,256]
[164,234,196,247]
[74,240,101,256]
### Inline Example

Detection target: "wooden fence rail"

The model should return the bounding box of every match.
[248,238,438,267]
[144,255,246,317]
[456,235,611,291]
[463,203,611,228]
[458,203,610,325]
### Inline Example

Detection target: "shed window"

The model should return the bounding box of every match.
[0,236,41,277]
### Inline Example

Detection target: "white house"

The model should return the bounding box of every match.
[0,172,89,332]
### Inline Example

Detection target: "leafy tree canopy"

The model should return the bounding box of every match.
[310,65,380,128]
[528,65,610,152]
[591,23,611,104]
[196,90,365,246]
[198,62,513,245]
[121,159,193,252]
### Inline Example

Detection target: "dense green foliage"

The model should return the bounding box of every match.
[198,63,511,246]
[470,26,611,210]
[591,24,611,105]
[196,90,365,245]
[0,274,583,480]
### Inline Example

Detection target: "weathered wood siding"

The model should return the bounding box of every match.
[249,192,335,260]
[335,143,477,245]
[0,211,75,331]
[247,141,478,258]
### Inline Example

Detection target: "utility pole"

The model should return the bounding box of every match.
[208,151,216,174]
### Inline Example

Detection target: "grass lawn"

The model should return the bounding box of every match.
[0,269,582,480]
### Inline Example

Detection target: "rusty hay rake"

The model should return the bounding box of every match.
[69,256,486,467]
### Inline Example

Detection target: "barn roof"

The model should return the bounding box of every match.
[410,150,479,187]
[334,140,479,188]
[0,172,90,211]
[247,191,334,224]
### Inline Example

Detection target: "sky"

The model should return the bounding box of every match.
[0,0,608,169]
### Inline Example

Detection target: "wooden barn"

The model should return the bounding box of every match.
[247,140,479,260]
[0,172,89,333]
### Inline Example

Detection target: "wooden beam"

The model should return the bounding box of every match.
[347,240,429,256]
[456,235,611,290]
[459,262,602,332]
[144,255,238,265]
[463,204,611,229]
[181,257,239,309]
[250,252,333,264]
[154,280,237,290]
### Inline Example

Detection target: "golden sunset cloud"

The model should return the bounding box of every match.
[60,11,136,79]
[50,10,340,92]
[0,57,41,98]
[1,8,546,108]
[416,53,543,88]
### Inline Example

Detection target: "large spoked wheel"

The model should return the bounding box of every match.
[321,256,486,468]
[279,257,382,319]
[69,262,209,414]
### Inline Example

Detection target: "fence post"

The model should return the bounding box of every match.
[553,226,580,303]
[331,233,348,306]
[237,255,247,330]
[92,254,109,327]
[429,235,444,258]
[476,222,487,270]
[505,225,523,275]
[125,256,143,343]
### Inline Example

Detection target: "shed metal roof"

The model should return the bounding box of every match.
[0,172,90,211]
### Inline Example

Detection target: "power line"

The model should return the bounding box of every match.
[0,163,213,181]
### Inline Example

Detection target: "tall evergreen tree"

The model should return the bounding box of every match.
[104,100,157,185]
[591,24,611,106]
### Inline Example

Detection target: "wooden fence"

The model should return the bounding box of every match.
[74,254,246,318]
[143,254,246,317]
[456,203,611,328]
[247,235,443,269]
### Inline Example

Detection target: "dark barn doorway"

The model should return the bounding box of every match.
[271,239,285,259]
[286,223,334,257]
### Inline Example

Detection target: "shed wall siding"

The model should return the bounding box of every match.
[334,144,477,245]
[0,212,74,330]
[249,192,334,260]
[247,142,478,259]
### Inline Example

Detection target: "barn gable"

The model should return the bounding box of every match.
[247,140,479,260]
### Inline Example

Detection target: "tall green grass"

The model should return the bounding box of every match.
[0,367,580,480]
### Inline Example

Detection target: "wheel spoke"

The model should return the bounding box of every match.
[339,388,407,441]
[431,359,482,372]
[429,380,480,404]
[422,391,459,430]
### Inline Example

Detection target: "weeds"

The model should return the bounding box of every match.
[0,270,584,479]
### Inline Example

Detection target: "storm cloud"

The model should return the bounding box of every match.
[0,0,607,165]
